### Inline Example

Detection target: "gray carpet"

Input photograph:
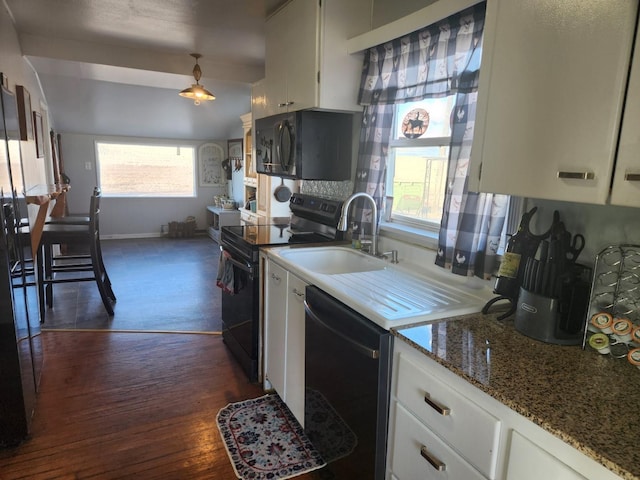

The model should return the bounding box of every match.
[38,236,223,333]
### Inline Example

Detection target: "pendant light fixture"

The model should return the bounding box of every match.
[179,53,215,105]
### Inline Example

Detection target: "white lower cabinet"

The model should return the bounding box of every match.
[396,353,501,478]
[389,340,500,480]
[391,403,487,480]
[506,431,587,480]
[263,258,307,425]
[388,339,624,480]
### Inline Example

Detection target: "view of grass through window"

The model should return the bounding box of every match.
[392,146,448,223]
[96,142,196,197]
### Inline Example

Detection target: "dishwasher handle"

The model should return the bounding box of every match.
[304,299,379,359]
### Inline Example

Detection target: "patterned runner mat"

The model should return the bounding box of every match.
[216,394,325,480]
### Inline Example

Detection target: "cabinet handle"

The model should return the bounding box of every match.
[424,393,451,416]
[557,171,595,180]
[420,445,446,472]
[624,173,640,182]
[292,288,304,298]
[271,273,281,282]
[277,101,294,107]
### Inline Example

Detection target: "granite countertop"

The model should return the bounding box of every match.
[393,313,640,480]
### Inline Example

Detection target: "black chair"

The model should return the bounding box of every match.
[37,187,116,320]
[2,196,35,286]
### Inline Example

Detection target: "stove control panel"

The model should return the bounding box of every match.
[289,193,343,227]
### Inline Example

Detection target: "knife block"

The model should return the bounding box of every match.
[514,283,590,345]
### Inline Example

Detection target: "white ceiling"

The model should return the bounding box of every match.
[7,0,288,88]
[4,0,289,138]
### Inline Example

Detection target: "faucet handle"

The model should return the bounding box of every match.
[381,250,399,264]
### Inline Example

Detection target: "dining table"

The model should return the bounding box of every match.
[24,184,70,259]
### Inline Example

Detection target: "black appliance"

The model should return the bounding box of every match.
[304,286,392,480]
[219,193,344,382]
[254,111,353,180]
[0,86,42,446]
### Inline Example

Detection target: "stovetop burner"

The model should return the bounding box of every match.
[221,193,344,263]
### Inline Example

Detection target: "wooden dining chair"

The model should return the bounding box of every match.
[37,187,116,320]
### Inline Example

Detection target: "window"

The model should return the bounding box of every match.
[96,142,196,197]
[385,95,456,231]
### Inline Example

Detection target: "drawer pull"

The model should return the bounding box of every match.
[420,445,446,472]
[292,288,304,297]
[557,171,595,180]
[424,393,451,416]
[624,173,640,182]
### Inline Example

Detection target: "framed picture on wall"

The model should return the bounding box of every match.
[33,111,44,158]
[198,142,225,186]
[16,85,33,141]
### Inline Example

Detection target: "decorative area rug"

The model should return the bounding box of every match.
[216,394,326,480]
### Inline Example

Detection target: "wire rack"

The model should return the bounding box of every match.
[583,244,640,359]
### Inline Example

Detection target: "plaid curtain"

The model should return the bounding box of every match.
[355,2,507,279]
[433,16,509,279]
[351,104,393,237]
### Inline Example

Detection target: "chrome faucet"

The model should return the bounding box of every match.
[338,192,378,256]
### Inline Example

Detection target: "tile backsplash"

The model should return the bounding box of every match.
[300,180,354,200]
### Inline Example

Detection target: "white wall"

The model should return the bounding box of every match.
[60,133,239,237]
[525,199,640,267]
[0,2,53,223]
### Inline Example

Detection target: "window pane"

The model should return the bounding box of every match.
[96,143,195,197]
[392,146,448,224]
[394,96,455,140]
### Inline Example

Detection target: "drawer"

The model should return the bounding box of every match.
[391,403,487,480]
[396,353,500,479]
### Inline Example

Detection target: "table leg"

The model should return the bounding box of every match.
[30,203,48,260]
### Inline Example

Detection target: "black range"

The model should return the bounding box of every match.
[218,193,344,382]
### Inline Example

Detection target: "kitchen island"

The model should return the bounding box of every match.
[393,313,640,480]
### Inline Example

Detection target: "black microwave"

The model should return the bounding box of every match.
[254,111,353,180]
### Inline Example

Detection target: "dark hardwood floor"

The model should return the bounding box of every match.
[0,236,322,479]
[41,236,222,332]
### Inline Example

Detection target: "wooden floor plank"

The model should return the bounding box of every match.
[0,331,277,479]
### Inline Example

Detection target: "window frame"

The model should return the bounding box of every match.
[384,98,454,234]
[94,138,198,198]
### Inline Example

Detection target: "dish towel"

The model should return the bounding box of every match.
[216,250,234,294]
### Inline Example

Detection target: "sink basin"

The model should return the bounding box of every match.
[277,246,386,275]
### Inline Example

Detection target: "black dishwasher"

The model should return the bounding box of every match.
[304,286,393,480]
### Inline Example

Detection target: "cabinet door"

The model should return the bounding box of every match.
[611,26,640,207]
[285,273,307,426]
[264,260,288,398]
[471,0,637,204]
[264,12,287,116]
[506,431,587,480]
[265,0,318,113]
[251,79,271,121]
[283,0,318,112]
[256,174,269,216]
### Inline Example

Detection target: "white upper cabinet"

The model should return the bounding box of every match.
[611,27,640,207]
[470,0,639,205]
[258,0,371,119]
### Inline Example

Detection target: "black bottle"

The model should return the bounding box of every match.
[493,207,548,299]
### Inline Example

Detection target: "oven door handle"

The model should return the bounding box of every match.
[304,299,379,359]
[220,246,254,274]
